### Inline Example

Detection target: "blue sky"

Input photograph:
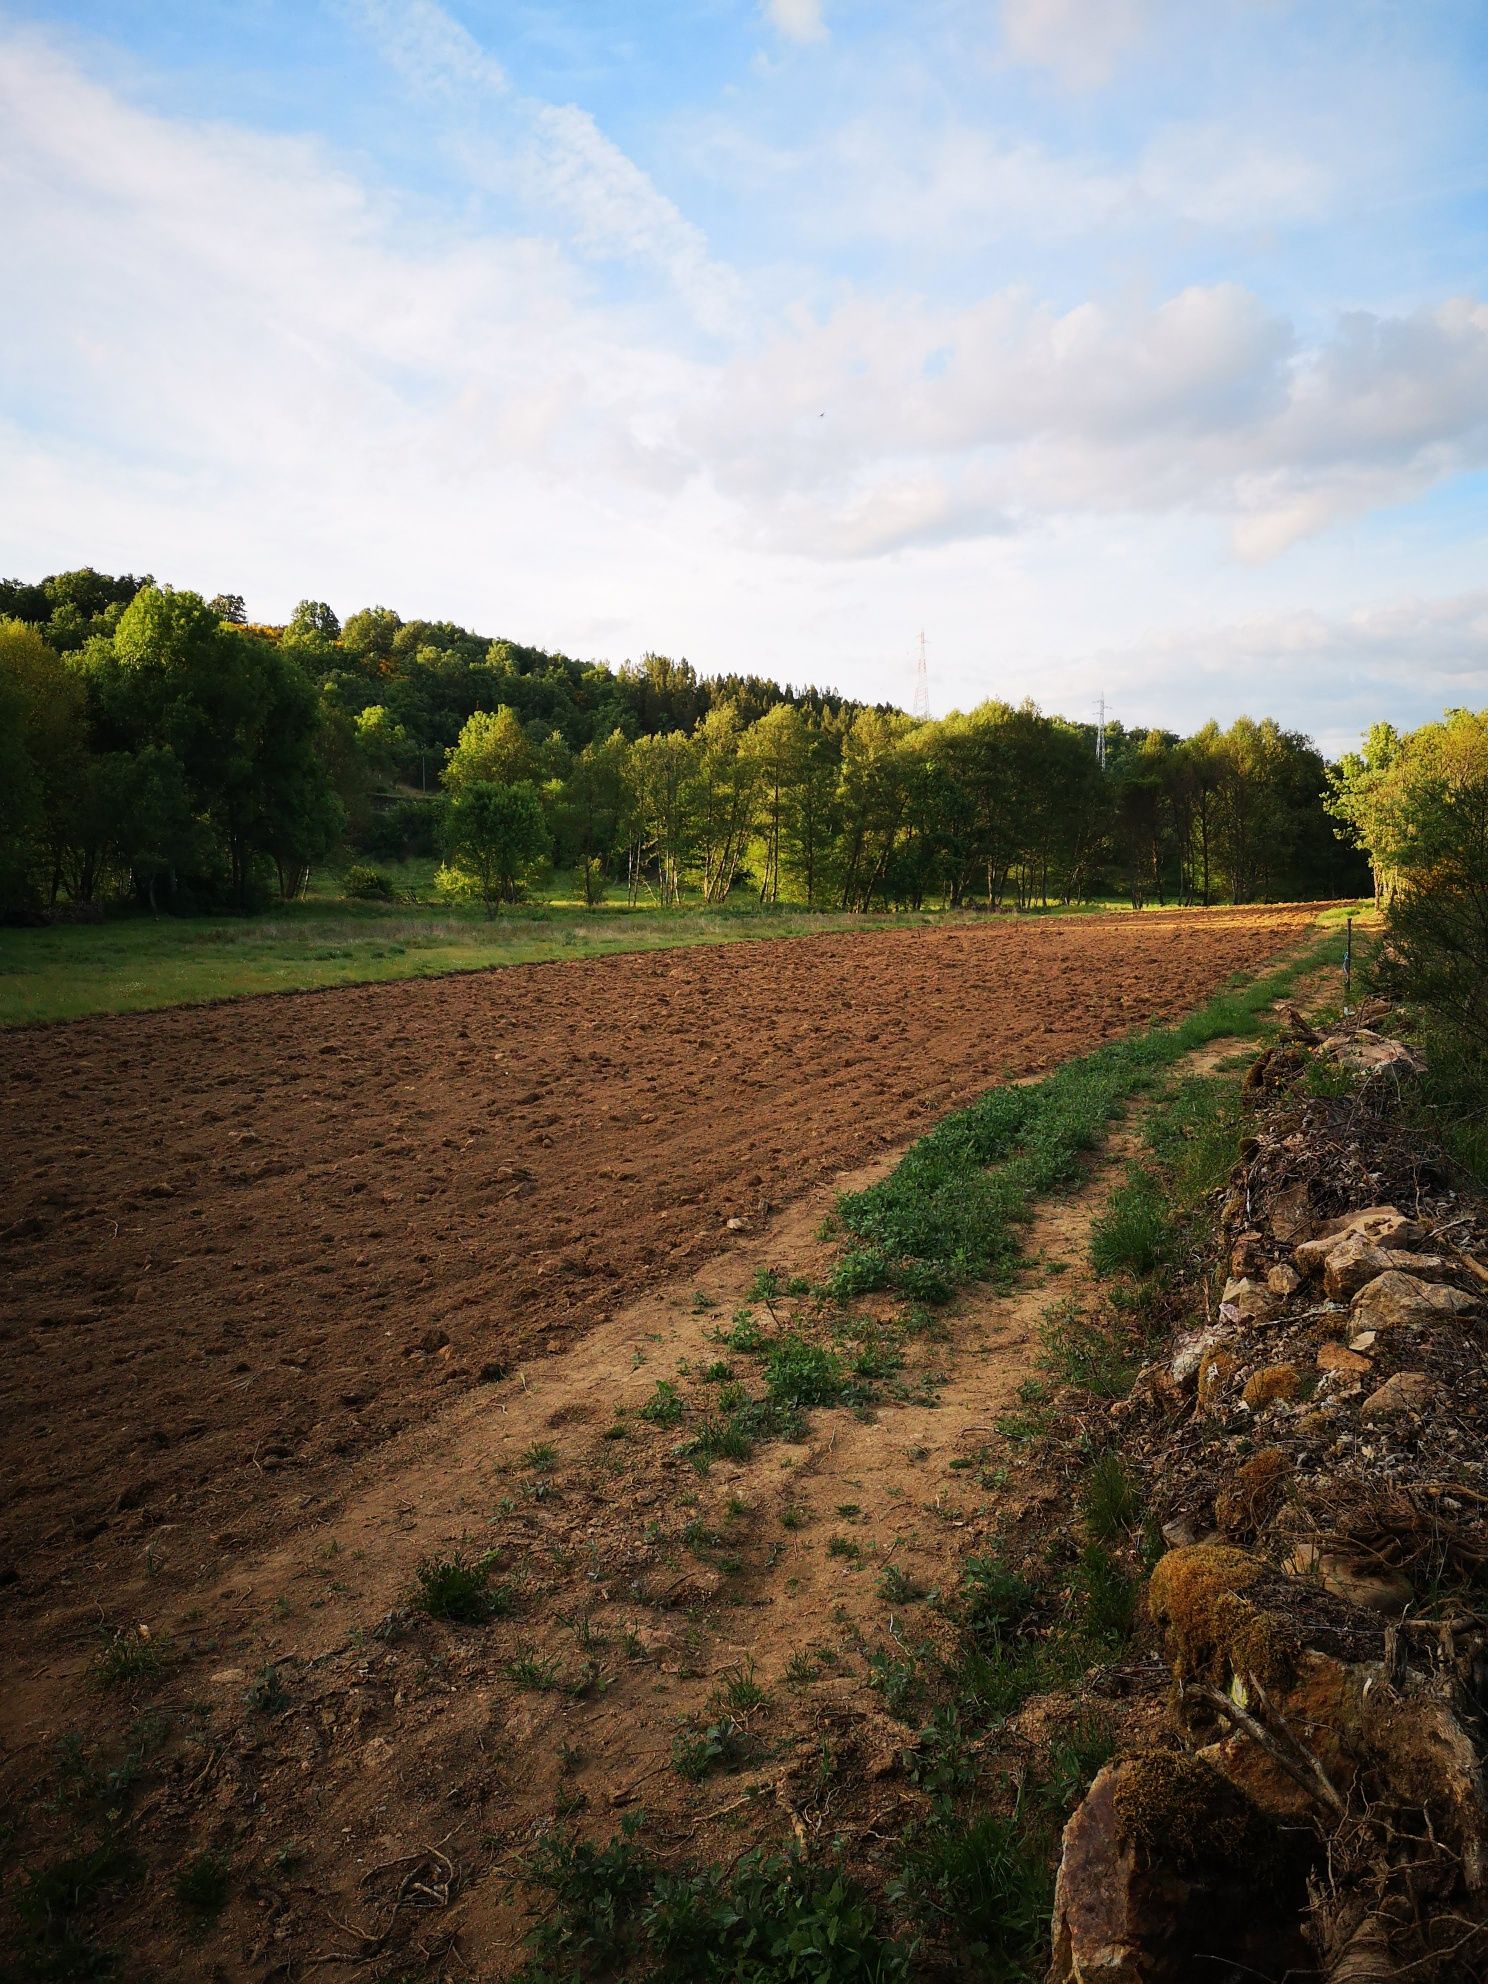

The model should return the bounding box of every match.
[2,0,1486,751]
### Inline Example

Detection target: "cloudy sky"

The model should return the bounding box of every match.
[2,0,1486,751]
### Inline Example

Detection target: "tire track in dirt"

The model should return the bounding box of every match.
[0,907,1318,1655]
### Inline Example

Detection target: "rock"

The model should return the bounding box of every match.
[1266,1262,1302,1297]
[1317,1029,1425,1076]
[1241,1364,1301,1410]
[1349,1330,1377,1352]
[1284,1541,1412,1615]
[1350,1271,1477,1333]
[1296,1206,1426,1276]
[1170,1327,1225,1387]
[1267,1182,1315,1244]
[1320,1235,1456,1301]
[1048,1754,1299,1984]
[1361,1371,1442,1420]
[1316,1340,1371,1378]
[1160,1515,1200,1550]
[725,1215,749,1232]
[1197,1349,1236,1412]
[1230,1230,1265,1277]
[1220,1278,1280,1325]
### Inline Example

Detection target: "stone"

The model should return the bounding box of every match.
[1284,1541,1412,1614]
[1317,1029,1425,1076]
[1350,1272,1477,1333]
[1316,1340,1371,1377]
[1321,1235,1455,1301]
[1230,1230,1265,1278]
[1170,1326,1225,1387]
[1241,1364,1301,1409]
[1295,1206,1426,1275]
[1048,1755,1298,1984]
[1220,1278,1281,1325]
[1349,1330,1377,1351]
[1361,1370,1442,1420]
[1266,1262,1302,1297]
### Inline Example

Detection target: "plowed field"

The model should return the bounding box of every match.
[1,907,1317,1646]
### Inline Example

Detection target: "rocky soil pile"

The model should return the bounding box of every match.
[1050,1004,1488,1983]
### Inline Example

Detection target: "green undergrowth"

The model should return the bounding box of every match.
[829,930,1344,1305]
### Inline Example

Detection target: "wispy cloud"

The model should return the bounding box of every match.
[1001,0,1154,89]
[345,0,741,333]
[763,0,829,45]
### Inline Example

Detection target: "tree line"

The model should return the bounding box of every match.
[0,567,1366,918]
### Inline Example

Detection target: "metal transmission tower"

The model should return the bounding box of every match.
[1096,693,1108,770]
[912,631,931,719]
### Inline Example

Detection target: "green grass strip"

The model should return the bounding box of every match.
[830,930,1345,1302]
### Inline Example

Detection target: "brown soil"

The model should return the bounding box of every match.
[2,908,1313,1646]
[0,907,1327,1977]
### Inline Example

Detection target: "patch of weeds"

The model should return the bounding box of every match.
[710,1660,767,1716]
[851,1338,903,1381]
[765,1335,844,1411]
[670,1718,751,1783]
[639,1381,684,1429]
[867,1647,921,1721]
[784,1647,828,1687]
[725,1312,764,1352]
[91,1628,170,1691]
[827,1535,861,1562]
[15,1836,140,1975]
[836,1502,862,1520]
[174,1851,229,1918]
[780,1504,805,1530]
[1082,1453,1142,1541]
[1089,1164,1171,1279]
[961,1553,1035,1638]
[682,1413,754,1472]
[702,1360,734,1383]
[682,1520,726,1560]
[690,1290,716,1314]
[414,1548,514,1625]
[877,1564,925,1605]
[507,1653,565,1692]
[1074,1542,1138,1647]
[523,1441,559,1472]
[748,1268,783,1303]
[245,1663,289,1714]
[1044,1710,1116,1815]
[908,1703,976,1795]
[894,1800,1053,1978]
[1039,1297,1140,1399]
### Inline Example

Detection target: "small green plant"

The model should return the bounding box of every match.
[691,1290,716,1314]
[640,1380,685,1428]
[523,1441,559,1472]
[710,1659,767,1716]
[92,1628,169,1690]
[826,1535,861,1562]
[703,1360,734,1382]
[245,1663,289,1713]
[867,1647,920,1720]
[1040,1297,1140,1398]
[507,1653,565,1691]
[961,1553,1034,1637]
[174,1850,230,1917]
[877,1564,925,1605]
[414,1548,513,1624]
[765,1336,844,1410]
[780,1504,805,1530]
[726,1312,764,1352]
[1089,1164,1170,1278]
[1083,1452,1141,1541]
[1074,1541,1138,1646]
[749,1267,784,1303]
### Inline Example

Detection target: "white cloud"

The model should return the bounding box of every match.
[763,0,828,45]
[1001,0,1153,89]
[1084,589,1488,755]
[346,0,740,332]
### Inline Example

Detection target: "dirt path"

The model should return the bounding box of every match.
[0,906,1320,1673]
[2,1011,1250,1980]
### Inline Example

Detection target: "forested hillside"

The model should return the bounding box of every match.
[0,567,1366,917]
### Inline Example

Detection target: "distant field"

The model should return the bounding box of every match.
[0,858,1184,1026]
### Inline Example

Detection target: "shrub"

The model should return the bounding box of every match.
[342,863,393,900]
[1089,1164,1170,1278]
[414,1548,513,1623]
